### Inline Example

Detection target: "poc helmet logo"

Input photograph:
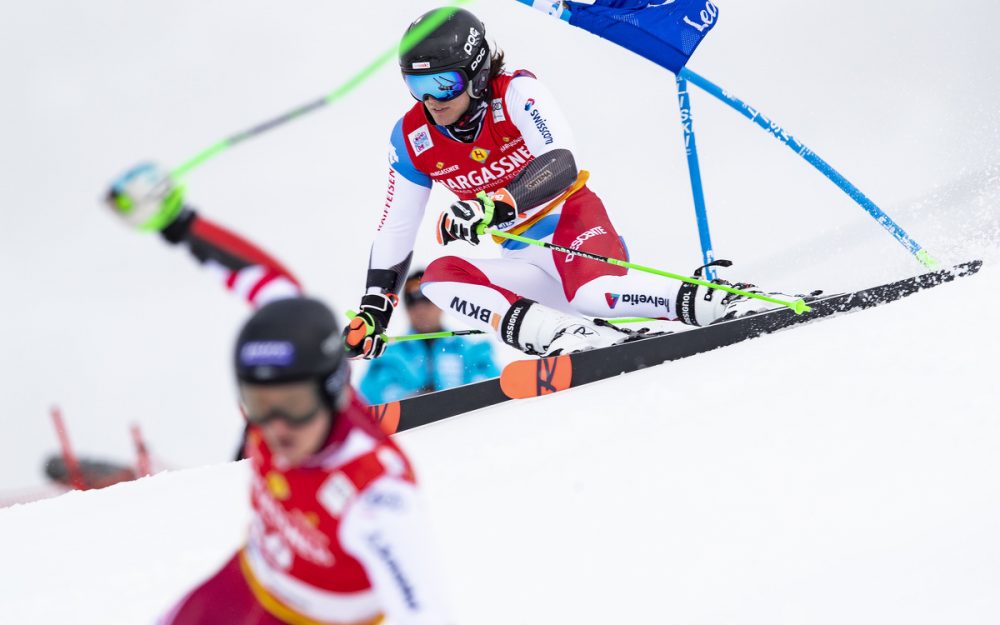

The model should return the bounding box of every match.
[470,46,487,72]
[463,27,481,55]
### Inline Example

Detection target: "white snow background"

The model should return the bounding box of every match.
[1,0,999,623]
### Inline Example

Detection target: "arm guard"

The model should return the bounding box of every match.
[504,148,579,210]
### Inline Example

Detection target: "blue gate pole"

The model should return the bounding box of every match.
[676,74,718,280]
[678,68,939,269]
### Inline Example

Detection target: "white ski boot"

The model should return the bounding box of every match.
[498,299,631,356]
[675,261,820,326]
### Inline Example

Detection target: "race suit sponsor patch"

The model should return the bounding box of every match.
[408,125,433,156]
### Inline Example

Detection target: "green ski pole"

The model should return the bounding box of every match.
[346,311,488,345]
[474,194,811,315]
[170,1,472,179]
[389,329,486,343]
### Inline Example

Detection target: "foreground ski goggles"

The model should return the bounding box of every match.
[403,70,468,102]
[239,382,326,428]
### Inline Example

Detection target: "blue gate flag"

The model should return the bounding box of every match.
[563,0,720,73]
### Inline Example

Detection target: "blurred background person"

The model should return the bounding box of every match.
[360,270,500,405]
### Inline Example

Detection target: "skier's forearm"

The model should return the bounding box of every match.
[503,147,579,210]
[162,208,303,305]
[366,251,413,295]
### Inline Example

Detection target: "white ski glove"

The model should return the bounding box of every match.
[436,190,517,246]
[105,162,185,232]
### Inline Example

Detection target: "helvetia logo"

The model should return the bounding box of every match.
[605,292,670,310]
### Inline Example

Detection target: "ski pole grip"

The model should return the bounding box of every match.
[475,191,496,238]
[345,310,375,337]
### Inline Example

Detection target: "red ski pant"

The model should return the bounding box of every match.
[421,185,681,334]
[158,552,385,625]
[157,552,290,625]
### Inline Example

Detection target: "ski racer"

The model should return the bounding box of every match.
[153,298,450,625]
[345,8,802,361]
[105,170,451,624]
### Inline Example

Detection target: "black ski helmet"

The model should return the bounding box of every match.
[399,8,492,99]
[234,297,350,408]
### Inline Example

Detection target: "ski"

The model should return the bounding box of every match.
[370,260,982,432]
[501,260,983,399]
[369,377,507,434]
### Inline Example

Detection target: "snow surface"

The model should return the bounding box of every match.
[2,0,1000,623]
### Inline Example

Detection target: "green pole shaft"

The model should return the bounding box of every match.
[171,0,473,179]
[348,309,488,344]
[483,228,812,315]
[389,329,486,343]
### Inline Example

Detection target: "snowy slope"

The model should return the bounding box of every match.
[1,264,997,624]
[1,0,1000,622]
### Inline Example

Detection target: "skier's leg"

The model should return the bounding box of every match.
[552,187,806,326]
[421,255,570,327]
[420,255,625,355]
[549,186,682,320]
[157,552,283,625]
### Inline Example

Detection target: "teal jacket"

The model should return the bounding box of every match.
[359,335,500,405]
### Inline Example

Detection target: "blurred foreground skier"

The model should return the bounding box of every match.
[157,297,451,625]
[344,7,807,361]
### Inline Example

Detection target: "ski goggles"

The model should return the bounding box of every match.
[403,70,468,102]
[239,381,326,428]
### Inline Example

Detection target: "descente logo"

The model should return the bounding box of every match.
[565,226,607,263]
